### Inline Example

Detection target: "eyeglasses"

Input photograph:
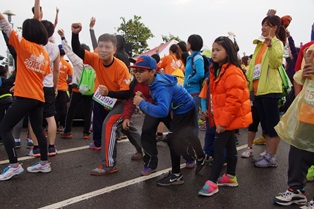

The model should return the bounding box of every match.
[132,68,150,74]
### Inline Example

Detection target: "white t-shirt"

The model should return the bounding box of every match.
[43,42,59,87]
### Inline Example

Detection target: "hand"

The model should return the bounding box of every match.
[56,7,59,13]
[122,119,130,130]
[200,110,208,121]
[57,29,65,38]
[98,85,109,96]
[266,9,276,16]
[9,85,14,92]
[133,94,143,106]
[265,28,274,47]
[89,17,96,29]
[216,124,226,134]
[71,23,82,34]
[302,47,314,78]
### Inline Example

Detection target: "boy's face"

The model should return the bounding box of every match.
[132,68,155,84]
[97,41,117,61]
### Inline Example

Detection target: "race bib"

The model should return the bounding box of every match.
[92,87,117,110]
[304,82,314,106]
[299,82,314,124]
[253,64,261,80]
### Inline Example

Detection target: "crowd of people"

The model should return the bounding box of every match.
[0,1,314,208]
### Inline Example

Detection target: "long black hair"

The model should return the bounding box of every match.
[212,36,247,78]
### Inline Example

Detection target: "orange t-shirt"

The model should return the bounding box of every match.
[84,51,130,91]
[253,43,268,95]
[58,58,73,90]
[9,30,50,102]
[157,55,184,75]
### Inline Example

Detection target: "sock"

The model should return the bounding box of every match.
[49,144,55,148]
[14,138,20,142]
[10,163,19,168]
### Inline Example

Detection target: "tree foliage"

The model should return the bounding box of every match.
[161,33,181,43]
[117,15,154,55]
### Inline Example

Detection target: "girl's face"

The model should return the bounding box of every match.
[261,21,277,37]
[211,42,227,66]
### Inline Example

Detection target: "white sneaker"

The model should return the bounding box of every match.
[27,162,51,173]
[0,164,24,181]
[259,150,266,156]
[300,199,314,209]
[241,148,253,158]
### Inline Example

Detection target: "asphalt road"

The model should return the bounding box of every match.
[0,114,312,209]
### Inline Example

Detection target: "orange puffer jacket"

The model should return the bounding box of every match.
[210,63,252,130]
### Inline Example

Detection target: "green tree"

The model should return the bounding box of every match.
[161,33,181,43]
[117,15,154,55]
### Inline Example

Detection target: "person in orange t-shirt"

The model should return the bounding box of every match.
[55,45,73,133]
[0,14,51,181]
[71,23,130,174]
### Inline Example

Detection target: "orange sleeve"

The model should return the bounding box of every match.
[199,81,208,99]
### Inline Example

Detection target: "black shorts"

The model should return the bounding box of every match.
[255,95,280,137]
[248,100,260,132]
[43,87,56,118]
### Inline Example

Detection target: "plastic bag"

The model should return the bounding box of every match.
[275,74,314,152]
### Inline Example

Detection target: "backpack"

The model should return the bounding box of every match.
[191,53,211,86]
[78,65,95,96]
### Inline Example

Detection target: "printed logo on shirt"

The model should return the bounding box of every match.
[170,59,182,70]
[24,53,48,74]
[123,79,130,85]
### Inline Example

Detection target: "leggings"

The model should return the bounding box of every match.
[0,97,47,163]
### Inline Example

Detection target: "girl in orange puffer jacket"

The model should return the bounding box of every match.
[198,36,252,197]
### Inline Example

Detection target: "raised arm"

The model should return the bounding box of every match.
[89,17,98,50]
[33,0,41,20]
[54,7,59,28]
[71,23,85,60]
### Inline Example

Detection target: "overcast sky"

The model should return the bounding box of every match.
[1,0,313,58]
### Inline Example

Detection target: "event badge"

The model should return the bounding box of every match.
[253,64,261,80]
[92,87,117,110]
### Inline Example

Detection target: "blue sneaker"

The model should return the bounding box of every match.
[0,164,24,181]
[141,167,156,176]
[27,147,41,157]
[27,140,34,148]
[15,140,21,149]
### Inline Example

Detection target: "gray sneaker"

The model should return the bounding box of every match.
[254,155,278,168]
[90,164,118,176]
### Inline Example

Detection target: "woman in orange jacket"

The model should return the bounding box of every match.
[198,36,252,197]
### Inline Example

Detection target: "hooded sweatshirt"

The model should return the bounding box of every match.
[139,73,194,118]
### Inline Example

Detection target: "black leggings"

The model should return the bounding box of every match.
[0,97,47,163]
[209,130,237,182]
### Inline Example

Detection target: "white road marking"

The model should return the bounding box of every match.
[0,139,129,165]
[38,145,248,209]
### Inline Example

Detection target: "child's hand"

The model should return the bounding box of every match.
[200,111,208,120]
[265,28,274,47]
[133,94,143,106]
[122,119,130,130]
[71,23,82,34]
[216,125,226,134]
[57,29,64,38]
[89,17,96,29]
[266,9,276,16]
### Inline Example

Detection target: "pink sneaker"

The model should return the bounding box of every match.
[198,180,219,196]
[218,174,238,187]
[89,142,101,150]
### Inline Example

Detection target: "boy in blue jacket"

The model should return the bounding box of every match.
[131,55,205,186]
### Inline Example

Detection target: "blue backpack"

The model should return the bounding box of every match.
[191,54,211,86]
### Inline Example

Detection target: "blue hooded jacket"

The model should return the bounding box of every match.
[139,73,195,118]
